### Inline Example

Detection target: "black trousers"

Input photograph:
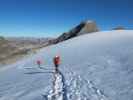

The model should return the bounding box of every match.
[55,65,59,72]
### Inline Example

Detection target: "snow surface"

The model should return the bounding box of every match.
[0,30,133,100]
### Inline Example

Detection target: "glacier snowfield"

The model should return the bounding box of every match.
[0,30,133,100]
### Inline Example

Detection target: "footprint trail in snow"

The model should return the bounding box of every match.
[65,71,108,100]
[44,68,108,100]
[47,70,67,100]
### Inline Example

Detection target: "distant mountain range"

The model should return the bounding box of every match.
[0,20,126,65]
[0,20,99,64]
[0,37,52,65]
[6,37,52,48]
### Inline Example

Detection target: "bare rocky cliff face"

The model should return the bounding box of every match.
[50,20,99,44]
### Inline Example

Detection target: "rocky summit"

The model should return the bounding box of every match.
[50,20,99,44]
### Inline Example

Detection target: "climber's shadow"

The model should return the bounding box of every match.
[24,67,54,75]
[24,67,54,70]
[24,71,54,75]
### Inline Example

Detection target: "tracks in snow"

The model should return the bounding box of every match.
[44,69,108,100]
[24,66,108,100]
[66,71,108,100]
[46,70,67,100]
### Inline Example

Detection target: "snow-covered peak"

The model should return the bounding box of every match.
[0,30,133,100]
[51,20,98,44]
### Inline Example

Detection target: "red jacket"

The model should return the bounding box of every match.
[37,60,41,65]
[53,56,60,66]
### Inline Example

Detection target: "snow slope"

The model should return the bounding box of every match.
[0,30,133,100]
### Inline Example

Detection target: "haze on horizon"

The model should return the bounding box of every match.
[0,0,132,37]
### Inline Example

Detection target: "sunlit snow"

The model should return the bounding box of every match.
[0,30,133,100]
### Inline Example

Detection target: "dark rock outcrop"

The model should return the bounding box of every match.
[113,26,125,30]
[50,20,99,44]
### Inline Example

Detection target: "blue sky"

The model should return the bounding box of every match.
[0,0,132,37]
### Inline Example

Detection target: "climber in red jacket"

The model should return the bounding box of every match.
[36,60,42,69]
[53,55,60,72]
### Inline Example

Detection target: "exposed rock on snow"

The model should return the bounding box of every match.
[113,26,126,30]
[50,20,99,44]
